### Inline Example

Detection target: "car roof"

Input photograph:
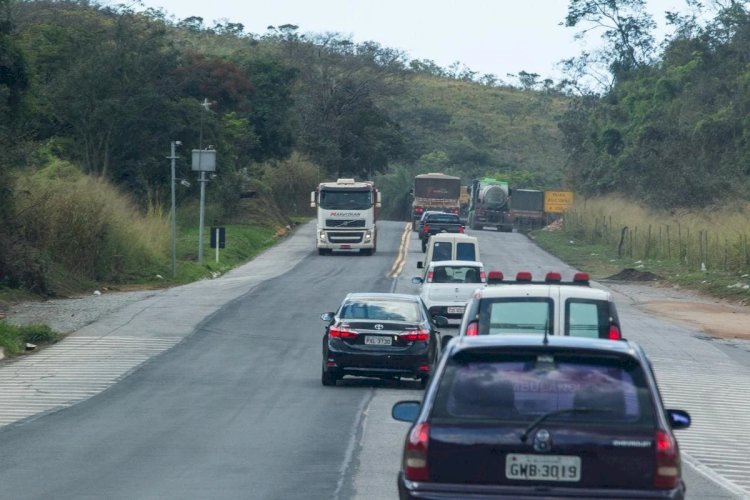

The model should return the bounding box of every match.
[343,292,420,303]
[429,233,478,242]
[477,284,611,300]
[428,260,483,268]
[449,334,639,358]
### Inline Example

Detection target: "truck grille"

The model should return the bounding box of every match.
[326,219,365,228]
[328,232,364,243]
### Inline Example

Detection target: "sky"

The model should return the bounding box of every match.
[121,0,692,83]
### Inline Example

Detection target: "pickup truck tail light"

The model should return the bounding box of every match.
[458,225,465,233]
[422,224,430,234]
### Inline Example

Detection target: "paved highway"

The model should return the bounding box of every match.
[0,221,747,499]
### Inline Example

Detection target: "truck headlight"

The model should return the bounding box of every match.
[364,230,372,241]
[319,230,327,241]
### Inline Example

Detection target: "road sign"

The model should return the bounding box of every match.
[544,191,574,213]
[210,227,225,249]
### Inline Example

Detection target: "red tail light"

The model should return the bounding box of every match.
[415,207,424,214]
[458,225,465,233]
[403,422,430,481]
[466,321,479,336]
[608,324,622,340]
[426,271,434,283]
[451,207,459,214]
[403,329,429,342]
[329,325,358,339]
[422,224,430,234]
[479,271,486,282]
[654,430,680,489]
[516,271,533,282]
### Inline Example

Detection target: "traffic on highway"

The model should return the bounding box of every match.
[0,221,748,499]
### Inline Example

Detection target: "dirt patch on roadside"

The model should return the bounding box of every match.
[641,301,750,339]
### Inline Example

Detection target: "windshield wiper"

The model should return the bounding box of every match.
[520,407,611,443]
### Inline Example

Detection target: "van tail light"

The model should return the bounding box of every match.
[608,324,622,340]
[329,325,358,339]
[479,271,486,282]
[403,422,430,481]
[426,271,434,283]
[403,329,429,342]
[466,321,479,336]
[654,430,680,489]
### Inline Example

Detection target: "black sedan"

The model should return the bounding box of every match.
[392,335,691,499]
[321,293,447,387]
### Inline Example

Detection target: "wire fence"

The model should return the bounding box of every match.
[563,209,750,273]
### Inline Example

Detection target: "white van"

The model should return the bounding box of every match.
[417,233,480,274]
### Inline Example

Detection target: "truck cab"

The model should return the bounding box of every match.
[311,179,381,255]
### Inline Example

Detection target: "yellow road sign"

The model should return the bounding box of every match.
[544,191,574,213]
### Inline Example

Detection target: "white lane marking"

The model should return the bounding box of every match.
[0,336,180,428]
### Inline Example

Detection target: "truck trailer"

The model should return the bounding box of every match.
[467,178,513,232]
[411,173,461,230]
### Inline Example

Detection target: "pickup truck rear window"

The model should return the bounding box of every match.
[425,214,460,223]
[431,353,655,426]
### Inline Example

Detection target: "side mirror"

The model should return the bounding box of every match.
[667,409,691,430]
[417,261,423,269]
[433,315,449,327]
[320,312,335,322]
[411,277,423,284]
[392,401,421,422]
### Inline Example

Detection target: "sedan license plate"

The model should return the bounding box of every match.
[506,454,580,482]
[447,306,465,314]
[364,336,392,346]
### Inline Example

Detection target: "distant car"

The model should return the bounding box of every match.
[451,271,622,345]
[412,260,485,326]
[417,212,464,252]
[415,210,444,234]
[320,293,448,387]
[392,335,691,499]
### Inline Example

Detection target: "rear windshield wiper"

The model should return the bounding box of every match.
[520,407,612,443]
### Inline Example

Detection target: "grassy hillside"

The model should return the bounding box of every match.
[388,75,569,187]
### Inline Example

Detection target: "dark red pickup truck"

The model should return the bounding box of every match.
[418,212,464,252]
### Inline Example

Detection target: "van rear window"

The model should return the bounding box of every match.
[456,242,476,261]
[479,298,553,335]
[432,241,453,261]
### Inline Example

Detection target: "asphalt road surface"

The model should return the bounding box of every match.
[0,221,747,499]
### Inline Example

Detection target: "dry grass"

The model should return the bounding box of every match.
[564,196,750,273]
[14,161,169,283]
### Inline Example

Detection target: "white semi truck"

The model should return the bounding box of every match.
[310,178,381,255]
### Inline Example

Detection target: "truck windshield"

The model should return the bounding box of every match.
[319,189,372,210]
